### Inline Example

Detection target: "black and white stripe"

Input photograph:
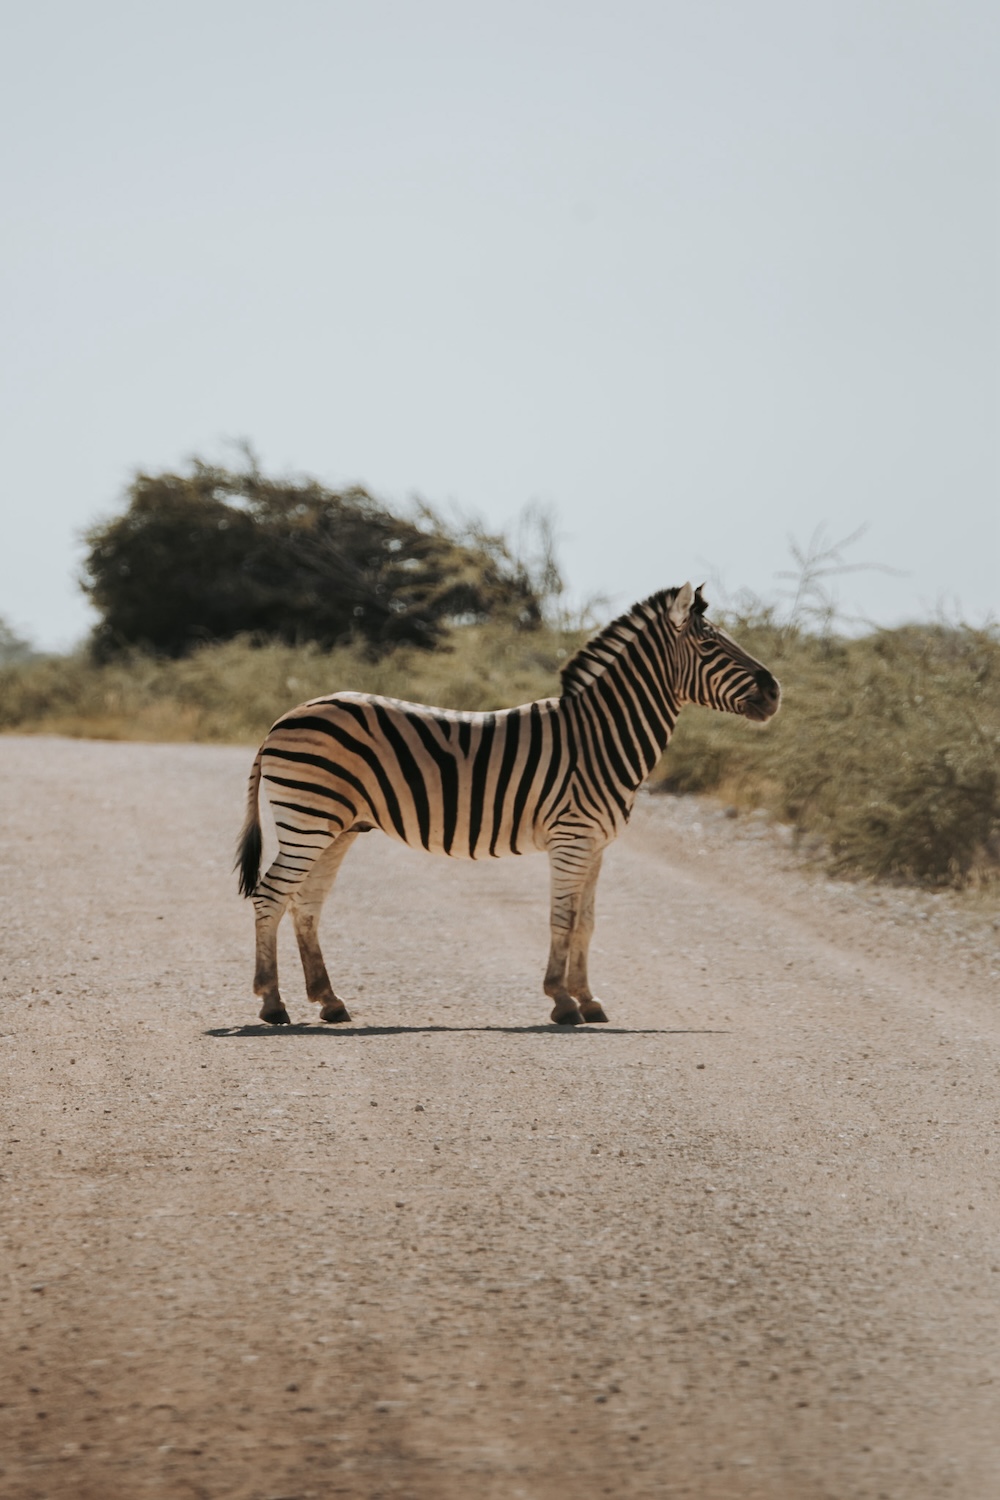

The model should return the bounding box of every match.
[237,581,780,1025]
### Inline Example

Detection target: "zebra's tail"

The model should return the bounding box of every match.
[235,749,264,898]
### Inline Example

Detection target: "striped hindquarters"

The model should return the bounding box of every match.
[259,692,572,858]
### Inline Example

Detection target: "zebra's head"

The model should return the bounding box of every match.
[667,583,781,723]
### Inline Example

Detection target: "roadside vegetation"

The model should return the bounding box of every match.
[2,469,997,892]
[0,623,579,745]
[654,613,1000,888]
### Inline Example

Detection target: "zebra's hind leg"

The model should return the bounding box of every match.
[291,832,360,1023]
[251,831,341,1024]
[566,852,609,1023]
[252,857,300,1024]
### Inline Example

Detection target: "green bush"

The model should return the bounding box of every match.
[81,458,554,658]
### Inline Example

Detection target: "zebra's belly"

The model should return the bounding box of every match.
[367,811,548,860]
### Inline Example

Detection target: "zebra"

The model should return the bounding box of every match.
[236,582,780,1026]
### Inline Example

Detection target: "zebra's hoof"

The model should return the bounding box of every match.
[320,1002,352,1024]
[552,1007,583,1026]
[581,1006,609,1023]
[260,1006,291,1026]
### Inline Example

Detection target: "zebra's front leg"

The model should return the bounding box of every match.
[543,924,580,1024]
[544,841,601,1025]
[566,852,609,1023]
[291,833,359,1023]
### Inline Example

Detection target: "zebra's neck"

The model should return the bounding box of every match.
[562,627,681,793]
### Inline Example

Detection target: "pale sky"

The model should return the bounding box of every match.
[2,1,997,650]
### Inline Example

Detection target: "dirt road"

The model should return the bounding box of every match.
[1,736,998,1500]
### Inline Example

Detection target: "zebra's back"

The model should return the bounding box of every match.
[260,691,570,859]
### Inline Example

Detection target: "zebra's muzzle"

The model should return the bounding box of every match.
[739,670,781,722]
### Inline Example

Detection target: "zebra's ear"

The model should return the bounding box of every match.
[668,582,694,629]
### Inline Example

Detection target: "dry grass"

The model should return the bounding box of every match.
[3,616,998,889]
[0,624,579,744]
[653,617,1000,889]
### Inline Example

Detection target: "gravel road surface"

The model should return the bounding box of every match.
[1,736,998,1500]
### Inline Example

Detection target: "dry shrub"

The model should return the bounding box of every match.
[4,613,998,889]
[0,623,579,744]
[652,619,1000,888]
[811,628,1000,886]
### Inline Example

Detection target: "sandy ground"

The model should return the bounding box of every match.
[1,735,999,1500]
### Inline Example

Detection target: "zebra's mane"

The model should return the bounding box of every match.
[559,589,678,698]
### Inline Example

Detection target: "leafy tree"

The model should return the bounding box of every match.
[82,457,553,658]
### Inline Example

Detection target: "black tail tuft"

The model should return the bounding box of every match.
[236,820,262,898]
[236,749,264,897]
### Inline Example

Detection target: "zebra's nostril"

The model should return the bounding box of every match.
[755,669,778,697]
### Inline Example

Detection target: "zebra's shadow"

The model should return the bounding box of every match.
[204,1023,729,1038]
